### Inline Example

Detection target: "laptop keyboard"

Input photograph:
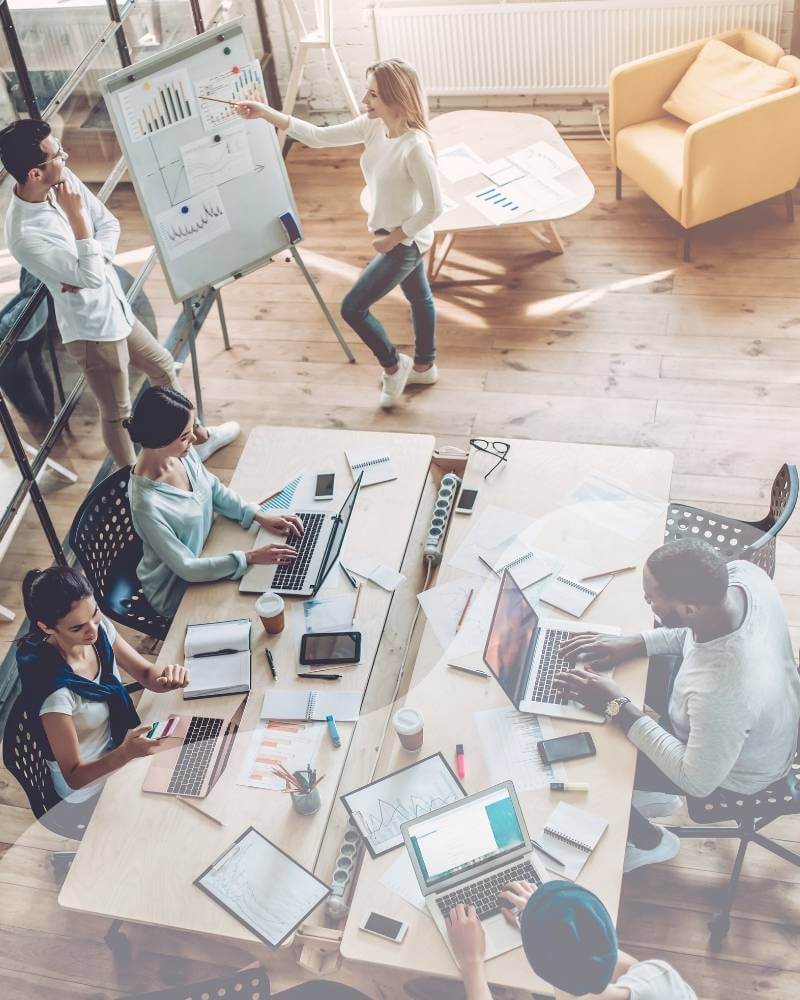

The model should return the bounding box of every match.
[271,511,326,591]
[166,716,224,797]
[436,860,543,921]
[530,628,572,705]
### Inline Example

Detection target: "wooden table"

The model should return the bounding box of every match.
[340,439,673,993]
[429,110,595,278]
[59,426,434,945]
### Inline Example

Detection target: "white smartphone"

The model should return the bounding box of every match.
[455,486,479,515]
[314,472,335,501]
[359,910,408,943]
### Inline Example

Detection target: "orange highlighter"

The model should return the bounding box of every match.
[456,743,466,780]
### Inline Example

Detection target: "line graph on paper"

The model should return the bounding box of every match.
[343,753,465,856]
[155,187,231,259]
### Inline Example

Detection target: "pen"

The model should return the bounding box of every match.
[447,662,489,679]
[193,648,238,658]
[456,588,474,631]
[550,782,589,793]
[581,565,636,581]
[266,648,277,681]
[326,714,342,748]
[352,582,362,625]
[455,743,466,780]
[533,839,567,869]
[339,562,357,588]
[298,673,341,681]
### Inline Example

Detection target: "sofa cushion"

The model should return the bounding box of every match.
[663,39,795,124]
[777,55,800,85]
[616,117,687,222]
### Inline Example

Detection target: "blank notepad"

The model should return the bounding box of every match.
[536,802,608,880]
[540,561,613,617]
[260,689,360,722]
[346,447,397,486]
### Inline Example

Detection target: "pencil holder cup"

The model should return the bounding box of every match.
[292,787,321,816]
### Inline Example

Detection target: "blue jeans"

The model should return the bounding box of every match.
[340,240,436,368]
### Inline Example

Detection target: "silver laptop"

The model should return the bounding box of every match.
[483,569,621,724]
[401,782,551,961]
[239,473,362,596]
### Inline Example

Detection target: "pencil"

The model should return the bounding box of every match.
[456,588,474,631]
[352,583,362,625]
[581,564,637,581]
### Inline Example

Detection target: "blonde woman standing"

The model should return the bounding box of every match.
[237,59,443,408]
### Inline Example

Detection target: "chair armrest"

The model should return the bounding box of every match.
[683,88,800,228]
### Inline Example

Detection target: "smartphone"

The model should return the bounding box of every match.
[299,631,362,666]
[455,487,479,515]
[537,731,596,765]
[359,910,408,943]
[314,472,335,501]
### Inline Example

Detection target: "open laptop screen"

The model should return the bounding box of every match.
[483,570,538,704]
[406,786,526,890]
[314,472,363,592]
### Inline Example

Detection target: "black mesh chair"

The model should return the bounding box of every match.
[127,966,270,1000]
[667,724,800,950]
[664,463,798,578]
[69,467,171,641]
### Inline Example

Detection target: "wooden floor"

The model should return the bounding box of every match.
[1,135,799,997]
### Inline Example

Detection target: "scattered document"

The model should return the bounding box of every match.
[381,851,426,911]
[502,173,572,213]
[438,143,486,182]
[303,592,355,633]
[475,707,566,791]
[509,140,577,181]
[155,186,231,259]
[344,555,405,592]
[180,122,254,196]
[561,472,664,541]
[417,577,478,650]
[448,504,534,578]
[445,578,500,662]
[346,447,397,487]
[237,719,324,791]
[466,183,527,225]
[482,157,527,186]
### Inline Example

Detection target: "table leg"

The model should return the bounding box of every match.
[527,221,565,255]
[428,232,456,282]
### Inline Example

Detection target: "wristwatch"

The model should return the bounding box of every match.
[605,696,631,720]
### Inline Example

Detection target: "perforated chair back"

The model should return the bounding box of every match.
[69,467,171,640]
[126,965,270,1000]
[664,463,798,578]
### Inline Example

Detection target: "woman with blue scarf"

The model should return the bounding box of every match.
[17,566,189,805]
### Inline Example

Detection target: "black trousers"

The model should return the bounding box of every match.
[0,327,55,428]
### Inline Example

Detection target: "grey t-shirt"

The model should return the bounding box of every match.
[616,959,697,999]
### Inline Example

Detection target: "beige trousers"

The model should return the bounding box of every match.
[65,319,178,467]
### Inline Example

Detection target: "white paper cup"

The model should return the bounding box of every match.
[256,591,285,634]
[393,707,424,752]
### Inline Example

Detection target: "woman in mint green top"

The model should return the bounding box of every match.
[126,388,301,618]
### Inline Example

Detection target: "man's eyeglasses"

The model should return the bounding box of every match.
[469,438,511,479]
[36,141,68,168]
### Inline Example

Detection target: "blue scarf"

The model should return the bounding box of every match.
[17,623,140,752]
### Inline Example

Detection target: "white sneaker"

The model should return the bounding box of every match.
[624,827,681,874]
[378,354,413,408]
[406,363,439,386]
[632,791,683,819]
[193,421,241,462]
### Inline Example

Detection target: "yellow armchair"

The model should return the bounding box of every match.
[610,30,800,259]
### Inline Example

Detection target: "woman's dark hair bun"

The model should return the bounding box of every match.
[125,386,194,450]
[21,565,93,636]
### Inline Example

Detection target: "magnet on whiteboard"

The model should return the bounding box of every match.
[181,206,189,214]
[213,135,221,142]
[223,46,231,55]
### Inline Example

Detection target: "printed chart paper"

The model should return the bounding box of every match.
[509,140,577,180]
[196,60,266,130]
[475,707,566,791]
[180,122,254,195]
[155,187,231,259]
[119,68,196,142]
[237,719,324,791]
[438,143,486,182]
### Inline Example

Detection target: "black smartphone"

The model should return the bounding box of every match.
[314,472,335,501]
[455,487,479,514]
[299,631,361,666]
[537,731,596,765]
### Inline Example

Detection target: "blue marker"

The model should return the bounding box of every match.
[326,713,341,748]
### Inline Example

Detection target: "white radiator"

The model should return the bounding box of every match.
[373,0,785,94]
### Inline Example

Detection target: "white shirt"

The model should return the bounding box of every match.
[616,960,697,1000]
[631,561,800,798]
[4,168,134,344]
[286,115,443,254]
[39,619,120,803]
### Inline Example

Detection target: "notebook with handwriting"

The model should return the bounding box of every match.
[183,618,251,700]
[536,802,608,880]
[260,689,360,722]
[346,447,397,487]
[539,561,613,617]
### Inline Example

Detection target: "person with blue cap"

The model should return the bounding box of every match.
[446,880,696,999]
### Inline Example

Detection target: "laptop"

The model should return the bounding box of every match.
[483,569,621,724]
[401,781,551,961]
[142,698,245,799]
[239,473,363,596]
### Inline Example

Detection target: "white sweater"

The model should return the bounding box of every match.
[286,114,443,254]
[629,561,800,798]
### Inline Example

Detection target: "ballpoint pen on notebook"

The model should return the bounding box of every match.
[193,647,239,658]
[456,588,474,632]
[352,583,362,625]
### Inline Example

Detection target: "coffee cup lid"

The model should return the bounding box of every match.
[256,591,284,612]
[393,707,424,734]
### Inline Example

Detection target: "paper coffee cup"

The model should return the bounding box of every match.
[393,708,424,752]
[256,591,285,634]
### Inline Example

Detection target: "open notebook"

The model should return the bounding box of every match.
[260,688,360,722]
[535,802,608,880]
[346,447,397,487]
[183,618,251,700]
[539,561,614,617]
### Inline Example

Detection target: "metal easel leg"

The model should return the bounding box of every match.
[216,289,231,351]
[182,301,204,425]
[289,244,355,363]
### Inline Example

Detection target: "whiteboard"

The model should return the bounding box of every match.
[101,19,298,303]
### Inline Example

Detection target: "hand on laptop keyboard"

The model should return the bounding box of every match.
[246,541,298,566]
[255,511,305,539]
[496,880,538,928]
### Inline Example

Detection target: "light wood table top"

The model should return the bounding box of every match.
[340,439,673,992]
[59,426,434,943]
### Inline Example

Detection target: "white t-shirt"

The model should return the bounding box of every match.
[616,960,697,999]
[39,619,120,803]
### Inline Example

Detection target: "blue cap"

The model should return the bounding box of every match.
[520,881,618,995]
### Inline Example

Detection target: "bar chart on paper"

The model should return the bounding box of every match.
[196,60,267,129]
[119,69,195,142]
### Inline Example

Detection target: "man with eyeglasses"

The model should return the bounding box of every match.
[0,119,237,467]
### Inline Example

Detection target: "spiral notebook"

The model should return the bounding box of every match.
[536,802,608,880]
[479,540,552,590]
[539,561,614,617]
[260,689,360,722]
[346,447,397,487]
